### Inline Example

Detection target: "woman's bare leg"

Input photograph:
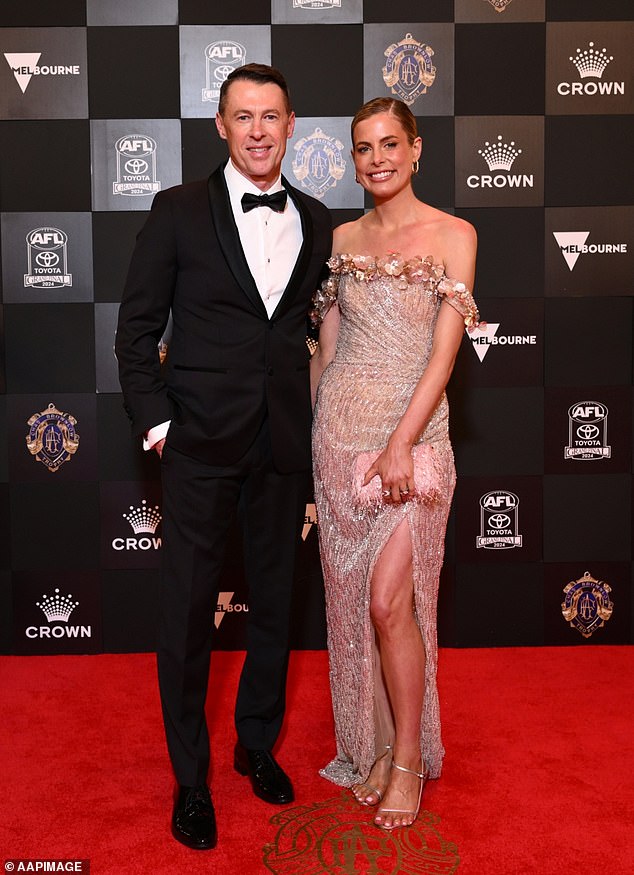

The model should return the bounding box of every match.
[369,519,425,829]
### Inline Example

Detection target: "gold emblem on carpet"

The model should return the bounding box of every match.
[263,790,460,874]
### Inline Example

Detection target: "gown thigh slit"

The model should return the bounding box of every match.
[368,513,416,755]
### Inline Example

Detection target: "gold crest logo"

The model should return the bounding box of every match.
[264,790,460,874]
[26,403,80,472]
[292,128,346,200]
[561,571,613,639]
[382,33,436,107]
[484,0,514,11]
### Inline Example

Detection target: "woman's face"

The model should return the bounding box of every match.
[352,112,422,199]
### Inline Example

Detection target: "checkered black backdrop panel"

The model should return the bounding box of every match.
[0,0,632,655]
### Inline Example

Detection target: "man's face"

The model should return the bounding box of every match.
[215,79,295,191]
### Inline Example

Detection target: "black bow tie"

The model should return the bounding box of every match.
[241,190,288,213]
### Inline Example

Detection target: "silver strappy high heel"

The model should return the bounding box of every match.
[374,760,427,830]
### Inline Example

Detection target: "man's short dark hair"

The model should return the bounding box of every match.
[218,63,292,116]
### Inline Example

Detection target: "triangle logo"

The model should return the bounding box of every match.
[214,592,235,629]
[553,231,590,271]
[469,322,499,362]
[302,503,316,541]
[4,52,42,94]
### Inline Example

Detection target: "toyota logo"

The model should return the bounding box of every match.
[577,424,599,440]
[35,251,60,268]
[125,158,149,175]
[214,64,235,82]
[489,513,511,529]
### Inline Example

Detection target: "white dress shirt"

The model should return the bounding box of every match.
[224,159,302,317]
[144,160,303,450]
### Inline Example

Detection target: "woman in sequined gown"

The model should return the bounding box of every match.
[310,98,479,830]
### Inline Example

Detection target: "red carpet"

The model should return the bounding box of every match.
[1,647,633,874]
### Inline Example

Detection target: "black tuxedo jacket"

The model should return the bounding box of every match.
[116,164,332,472]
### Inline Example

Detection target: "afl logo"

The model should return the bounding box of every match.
[481,490,518,511]
[28,227,66,249]
[569,401,607,423]
[115,135,156,158]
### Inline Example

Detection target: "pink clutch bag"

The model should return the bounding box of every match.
[352,443,443,509]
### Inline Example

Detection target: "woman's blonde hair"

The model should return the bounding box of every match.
[351,97,418,147]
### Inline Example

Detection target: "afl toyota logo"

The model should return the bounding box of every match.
[565,401,610,460]
[477,490,522,549]
[24,226,72,289]
[113,135,161,197]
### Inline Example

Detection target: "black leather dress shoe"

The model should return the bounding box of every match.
[234,742,294,804]
[171,784,217,850]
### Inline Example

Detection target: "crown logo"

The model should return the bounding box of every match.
[36,588,79,622]
[122,500,162,534]
[570,42,613,79]
[478,135,522,172]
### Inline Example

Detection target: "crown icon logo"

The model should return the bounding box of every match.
[36,588,79,622]
[478,135,522,172]
[570,42,613,79]
[122,499,162,534]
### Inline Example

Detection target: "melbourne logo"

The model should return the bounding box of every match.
[292,128,346,200]
[477,491,522,549]
[552,231,627,271]
[557,41,624,98]
[202,41,246,104]
[382,34,436,106]
[26,403,79,472]
[565,401,611,461]
[4,52,81,94]
[562,571,613,639]
[26,588,91,640]
[113,135,161,197]
[112,500,162,552]
[467,322,537,363]
[214,592,249,629]
[467,135,533,190]
[24,227,72,289]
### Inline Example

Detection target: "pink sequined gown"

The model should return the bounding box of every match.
[311,253,479,787]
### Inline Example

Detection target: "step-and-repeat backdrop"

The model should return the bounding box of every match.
[1,0,633,655]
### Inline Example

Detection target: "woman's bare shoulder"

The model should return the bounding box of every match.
[332,216,369,254]
[424,205,476,242]
[426,211,476,263]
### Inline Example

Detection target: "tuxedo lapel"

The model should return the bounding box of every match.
[270,177,314,321]
[206,167,268,317]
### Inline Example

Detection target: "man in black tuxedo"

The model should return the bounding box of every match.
[115,64,332,850]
